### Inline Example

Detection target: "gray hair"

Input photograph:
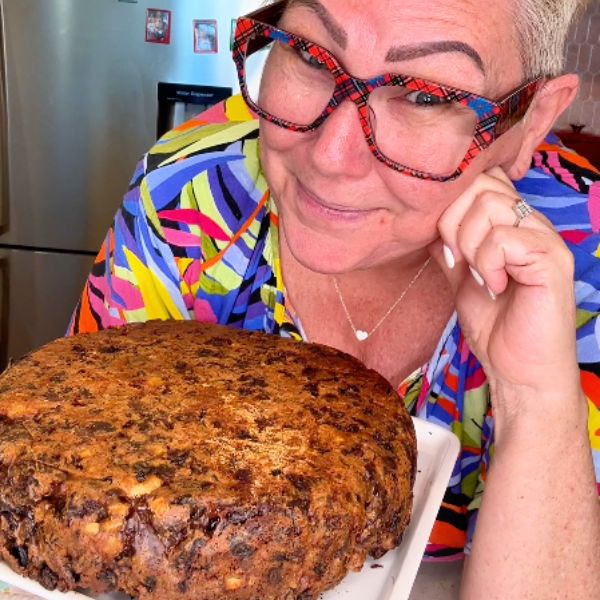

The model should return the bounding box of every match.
[515,0,592,79]
[268,0,591,79]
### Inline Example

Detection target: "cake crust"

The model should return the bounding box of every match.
[0,321,416,600]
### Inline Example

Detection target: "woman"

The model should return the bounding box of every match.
[70,0,600,597]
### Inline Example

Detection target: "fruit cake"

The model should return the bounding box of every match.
[0,320,416,600]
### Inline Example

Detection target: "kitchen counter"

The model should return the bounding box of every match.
[409,560,462,599]
[0,560,463,600]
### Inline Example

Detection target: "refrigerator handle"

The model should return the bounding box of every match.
[0,251,8,370]
[0,0,8,235]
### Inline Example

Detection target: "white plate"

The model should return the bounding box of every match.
[0,418,460,600]
[320,418,460,600]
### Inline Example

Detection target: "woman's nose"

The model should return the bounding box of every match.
[307,100,372,178]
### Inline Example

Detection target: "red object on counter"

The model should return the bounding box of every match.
[555,130,600,171]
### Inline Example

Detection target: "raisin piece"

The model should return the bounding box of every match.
[176,538,205,572]
[87,421,115,433]
[196,348,217,358]
[9,545,28,568]
[268,567,283,584]
[99,344,120,354]
[234,468,252,484]
[47,493,67,514]
[303,382,319,397]
[313,563,326,577]
[301,366,317,378]
[208,336,232,347]
[286,474,312,492]
[134,462,152,482]
[205,515,220,536]
[227,509,249,525]
[39,564,58,591]
[230,540,254,559]
[98,569,116,587]
[168,450,190,467]
[143,576,156,591]
[287,497,310,512]
[255,417,272,431]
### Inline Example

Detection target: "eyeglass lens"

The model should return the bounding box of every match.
[244,36,479,178]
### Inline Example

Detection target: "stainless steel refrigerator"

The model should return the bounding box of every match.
[0,0,261,368]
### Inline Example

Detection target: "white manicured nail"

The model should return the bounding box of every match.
[469,266,485,287]
[487,286,497,301]
[443,244,455,269]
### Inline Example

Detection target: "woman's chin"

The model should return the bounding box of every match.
[280,218,375,275]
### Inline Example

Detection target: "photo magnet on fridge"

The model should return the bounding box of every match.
[230,18,237,51]
[145,8,172,44]
[193,19,218,54]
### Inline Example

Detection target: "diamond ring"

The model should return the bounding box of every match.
[513,198,534,227]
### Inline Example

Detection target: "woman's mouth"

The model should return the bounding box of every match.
[296,182,381,223]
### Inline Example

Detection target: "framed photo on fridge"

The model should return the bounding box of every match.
[145,8,172,44]
[230,18,237,51]
[193,19,218,54]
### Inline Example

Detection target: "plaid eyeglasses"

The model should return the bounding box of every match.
[232,0,542,182]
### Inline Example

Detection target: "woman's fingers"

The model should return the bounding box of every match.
[436,167,561,297]
[455,194,552,292]
[437,170,518,259]
[433,166,579,395]
[472,225,574,295]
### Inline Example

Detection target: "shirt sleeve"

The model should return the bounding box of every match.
[67,95,264,336]
[67,154,194,335]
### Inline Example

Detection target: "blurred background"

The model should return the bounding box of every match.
[0,0,262,368]
[0,0,597,369]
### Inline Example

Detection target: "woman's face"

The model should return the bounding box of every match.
[258,0,527,273]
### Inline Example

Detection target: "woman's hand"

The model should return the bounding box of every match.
[430,166,581,420]
[436,173,600,600]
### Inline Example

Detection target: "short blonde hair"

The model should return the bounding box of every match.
[269,0,591,79]
[516,0,592,78]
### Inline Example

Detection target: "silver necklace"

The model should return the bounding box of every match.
[332,257,431,342]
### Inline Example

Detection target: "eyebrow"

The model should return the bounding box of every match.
[290,0,347,47]
[386,41,485,74]
[289,0,486,75]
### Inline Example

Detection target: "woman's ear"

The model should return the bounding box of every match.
[505,74,580,180]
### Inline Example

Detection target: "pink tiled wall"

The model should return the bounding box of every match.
[555,2,600,135]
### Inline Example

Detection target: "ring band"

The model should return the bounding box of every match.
[513,198,534,227]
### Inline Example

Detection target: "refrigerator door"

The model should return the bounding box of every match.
[0,0,157,251]
[0,0,263,252]
[0,0,7,236]
[0,0,262,252]
[0,249,93,369]
[0,251,7,368]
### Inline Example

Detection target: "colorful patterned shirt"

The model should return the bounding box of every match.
[69,95,600,560]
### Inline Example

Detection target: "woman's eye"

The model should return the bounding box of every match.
[299,49,326,69]
[405,91,445,106]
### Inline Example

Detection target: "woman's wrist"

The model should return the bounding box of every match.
[488,375,588,444]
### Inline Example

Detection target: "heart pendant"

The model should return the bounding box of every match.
[355,330,369,342]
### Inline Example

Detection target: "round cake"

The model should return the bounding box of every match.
[0,320,416,600]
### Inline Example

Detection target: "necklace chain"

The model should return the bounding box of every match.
[333,257,431,342]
